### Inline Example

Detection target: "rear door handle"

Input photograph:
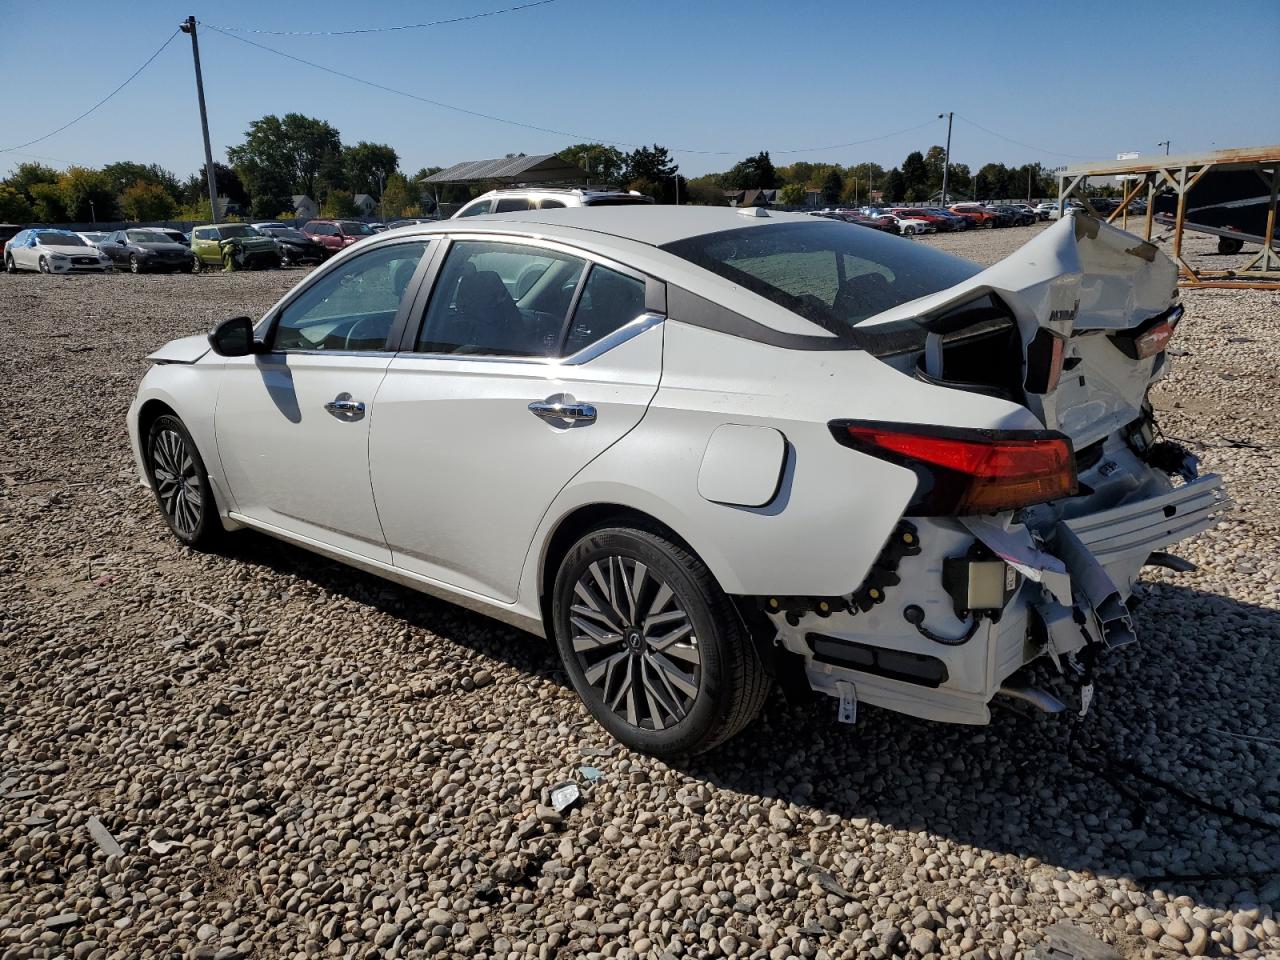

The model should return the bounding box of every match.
[324,393,365,418]
[529,396,596,425]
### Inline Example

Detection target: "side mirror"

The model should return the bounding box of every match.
[208,316,260,357]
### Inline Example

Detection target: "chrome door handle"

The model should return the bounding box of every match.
[324,394,365,418]
[529,396,596,425]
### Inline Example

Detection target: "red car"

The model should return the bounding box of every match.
[0,224,22,258]
[888,207,959,232]
[300,219,378,255]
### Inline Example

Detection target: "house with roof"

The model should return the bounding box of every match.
[722,188,779,207]
[353,194,378,217]
[292,195,319,220]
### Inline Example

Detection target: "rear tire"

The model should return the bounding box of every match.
[1217,236,1244,256]
[145,414,224,550]
[190,256,203,274]
[551,525,770,757]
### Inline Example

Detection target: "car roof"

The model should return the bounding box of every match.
[394,205,830,250]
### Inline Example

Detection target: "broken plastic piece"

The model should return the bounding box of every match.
[578,766,603,782]
[835,680,857,724]
[549,782,581,813]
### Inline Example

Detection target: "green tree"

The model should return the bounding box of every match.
[559,143,626,184]
[901,151,929,198]
[3,162,60,203]
[778,183,807,207]
[923,145,947,194]
[882,168,906,203]
[227,113,343,204]
[379,172,419,217]
[320,189,357,218]
[29,182,67,221]
[342,142,399,197]
[0,184,33,222]
[58,167,116,221]
[624,145,680,202]
[102,162,181,201]
[723,151,779,191]
[182,164,251,211]
[119,181,177,221]
[683,176,726,206]
[820,168,844,206]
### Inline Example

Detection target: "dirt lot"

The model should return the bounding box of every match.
[1,224,1278,960]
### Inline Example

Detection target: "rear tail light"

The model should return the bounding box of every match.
[1024,328,1066,394]
[1112,303,1184,360]
[830,421,1077,515]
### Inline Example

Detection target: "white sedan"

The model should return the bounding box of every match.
[876,213,935,235]
[128,208,1227,755]
[4,229,112,273]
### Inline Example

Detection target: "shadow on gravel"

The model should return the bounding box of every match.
[219,532,1280,909]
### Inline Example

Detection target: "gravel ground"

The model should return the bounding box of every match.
[1,224,1278,960]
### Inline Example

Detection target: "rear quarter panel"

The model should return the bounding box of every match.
[524,320,1042,601]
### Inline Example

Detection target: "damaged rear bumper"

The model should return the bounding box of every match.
[771,473,1231,727]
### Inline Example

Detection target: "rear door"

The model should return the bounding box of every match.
[214,238,435,560]
[369,235,664,601]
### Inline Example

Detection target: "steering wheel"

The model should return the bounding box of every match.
[344,315,380,350]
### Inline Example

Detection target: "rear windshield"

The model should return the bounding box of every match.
[660,220,980,338]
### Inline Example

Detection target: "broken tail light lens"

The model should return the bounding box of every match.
[830,421,1077,515]
[1112,303,1184,360]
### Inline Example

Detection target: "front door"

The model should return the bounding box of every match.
[214,239,433,561]
[369,237,662,601]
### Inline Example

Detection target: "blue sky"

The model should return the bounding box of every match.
[1,0,1277,182]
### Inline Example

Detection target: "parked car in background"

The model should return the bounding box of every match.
[190,223,282,272]
[252,222,292,232]
[301,219,378,255]
[76,231,110,249]
[386,218,440,229]
[993,205,1036,227]
[875,213,935,235]
[98,229,196,273]
[153,228,190,247]
[453,187,654,218]
[254,225,327,266]
[0,223,22,258]
[889,207,959,231]
[1010,204,1041,223]
[923,208,970,231]
[4,229,112,273]
[128,207,1225,756]
[1033,201,1058,220]
[948,203,1000,228]
[1048,200,1086,220]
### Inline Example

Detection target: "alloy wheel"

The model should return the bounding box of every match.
[39,257,49,273]
[151,428,202,537]
[569,555,702,731]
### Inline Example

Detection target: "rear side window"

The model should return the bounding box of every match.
[457,199,493,218]
[494,197,532,212]
[539,198,566,209]
[563,266,646,356]
[661,220,980,337]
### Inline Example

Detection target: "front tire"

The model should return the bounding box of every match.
[190,256,203,274]
[551,525,770,757]
[129,254,142,274]
[4,254,15,274]
[145,414,223,550]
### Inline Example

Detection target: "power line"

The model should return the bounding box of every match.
[0,29,182,155]
[954,114,1093,161]
[202,0,560,36]
[202,23,941,158]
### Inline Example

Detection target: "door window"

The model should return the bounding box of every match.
[494,197,532,212]
[538,198,566,209]
[271,241,430,352]
[416,240,585,357]
[456,198,493,218]
[562,266,647,355]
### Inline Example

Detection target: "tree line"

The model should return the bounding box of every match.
[0,111,1094,226]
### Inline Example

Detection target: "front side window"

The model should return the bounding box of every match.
[416,240,585,357]
[563,266,646,356]
[660,220,980,335]
[272,241,430,352]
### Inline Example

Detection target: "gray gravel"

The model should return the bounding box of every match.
[2,226,1278,960]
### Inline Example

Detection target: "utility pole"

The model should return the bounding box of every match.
[1157,140,1171,156]
[938,112,953,207]
[180,16,219,221]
